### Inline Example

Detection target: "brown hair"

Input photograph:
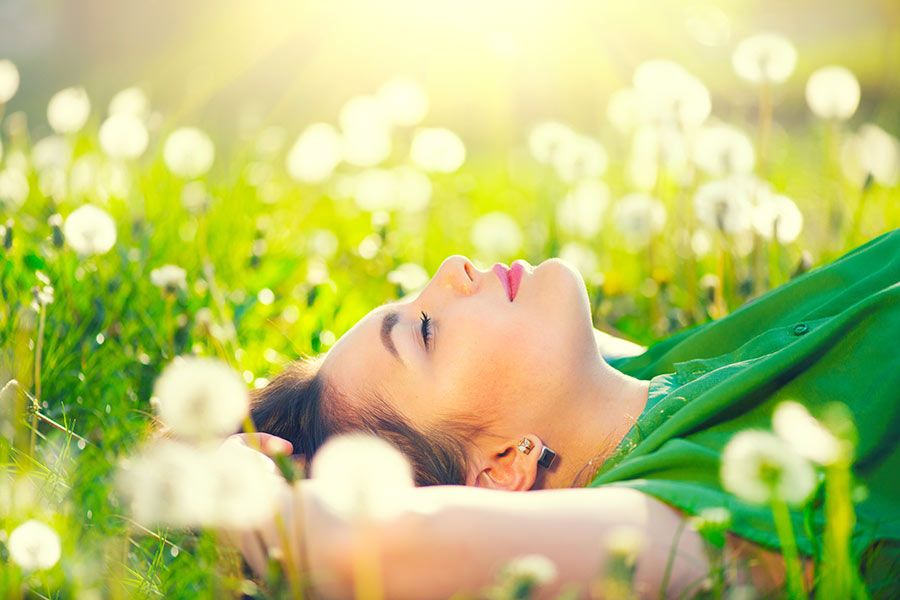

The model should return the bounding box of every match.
[249,354,497,487]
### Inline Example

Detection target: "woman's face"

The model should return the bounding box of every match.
[319,255,599,442]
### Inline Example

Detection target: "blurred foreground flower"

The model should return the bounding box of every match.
[286,123,343,183]
[633,59,711,128]
[691,123,755,177]
[500,554,558,586]
[152,356,249,440]
[8,519,62,571]
[63,204,117,256]
[732,33,797,85]
[772,401,842,466]
[150,264,188,295]
[118,438,283,528]
[164,127,215,178]
[99,113,149,160]
[806,66,860,121]
[310,432,415,522]
[471,211,523,258]
[410,127,466,173]
[47,86,91,134]
[693,178,754,236]
[751,192,803,244]
[0,59,19,103]
[0,168,30,210]
[721,430,816,505]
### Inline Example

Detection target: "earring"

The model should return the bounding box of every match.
[517,437,535,454]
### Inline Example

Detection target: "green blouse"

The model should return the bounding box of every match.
[587,229,899,594]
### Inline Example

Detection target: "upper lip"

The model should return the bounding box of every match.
[492,263,512,300]
[492,262,527,301]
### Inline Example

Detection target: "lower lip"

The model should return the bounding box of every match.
[508,260,528,301]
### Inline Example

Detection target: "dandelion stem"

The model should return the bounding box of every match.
[770,496,806,599]
[351,516,384,600]
[758,82,773,176]
[821,459,861,599]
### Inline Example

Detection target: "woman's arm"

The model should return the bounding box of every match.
[289,484,711,600]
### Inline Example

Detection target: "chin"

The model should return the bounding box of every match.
[533,257,595,335]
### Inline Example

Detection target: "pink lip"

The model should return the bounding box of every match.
[492,260,529,301]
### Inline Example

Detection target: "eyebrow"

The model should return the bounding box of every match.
[380,311,406,367]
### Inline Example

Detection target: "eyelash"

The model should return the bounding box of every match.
[419,311,433,349]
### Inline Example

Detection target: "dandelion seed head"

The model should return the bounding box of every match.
[307,229,339,258]
[212,437,285,528]
[0,59,20,104]
[721,430,816,505]
[310,432,415,522]
[501,554,559,585]
[47,86,91,134]
[63,204,117,256]
[558,242,599,279]
[31,136,73,173]
[612,193,667,249]
[841,124,900,187]
[772,401,842,466]
[152,356,249,441]
[693,178,754,235]
[528,121,578,164]
[751,192,803,244]
[163,127,215,178]
[387,263,429,293]
[551,134,607,183]
[8,519,61,571]
[285,123,343,183]
[99,114,149,160]
[692,123,755,177]
[376,78,429,127]
[606,525,645,565]
[556,179,609,238]
[471,211,523,258]
[410,127,466,173]
[108,86,150,120]
[0,168,30,210]
[806,66,860,121]
[150,264,187,294]
[342,126,392,167]
[732,33,797,85]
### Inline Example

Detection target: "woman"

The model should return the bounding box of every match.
[232,229,899,599]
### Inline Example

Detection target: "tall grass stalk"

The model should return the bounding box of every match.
[770,496,806,600]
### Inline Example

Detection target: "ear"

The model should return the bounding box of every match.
[467,435,542,491]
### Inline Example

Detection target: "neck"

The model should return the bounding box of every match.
[533,360,650,490]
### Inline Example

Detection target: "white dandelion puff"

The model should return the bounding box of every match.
[471,211,523,258]
[99,114,149,160]
[306,229,339,258]
[212,437,285,528]
[693,178,754,235]
[410,127,466,173]
[152,356,249,441]
[163,127,215,178]
[342,126,392,167]
[392,165,432,213]
[556,180,609,238]
[8,519,62,571]
[150,264,187,294]
[310,432,415,522]
[559,242,599,279]
[353,168,399,212]
[805,66,860,121]
[285,123,343,184]
[772,401,842,466]
[376,78,429,127]
[528,121,578,165]
[633,60,711,128]
[606,525,646,566]
[721,430,816,505]
[0,59,20,104]
[387,262,430,293]
[612,193,667,249]
[691,123,756,177]
[117,440,217,527]
[840,124,900,187]
[0,168,30,210]
[751,192,803,244]
[63,204,117,256]
[500,554,559,586]
[551,134,607,183]
[108,86,150,120]
[47,86,91,134]
[732,33,797,85]
[31,136,73,173]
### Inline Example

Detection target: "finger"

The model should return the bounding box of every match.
[228,433,293,456]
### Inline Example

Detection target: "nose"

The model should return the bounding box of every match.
[431,254,477,296]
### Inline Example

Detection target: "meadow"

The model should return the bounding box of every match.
[1,27,899,599]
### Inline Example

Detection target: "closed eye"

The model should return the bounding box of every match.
[420,311,433,350]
